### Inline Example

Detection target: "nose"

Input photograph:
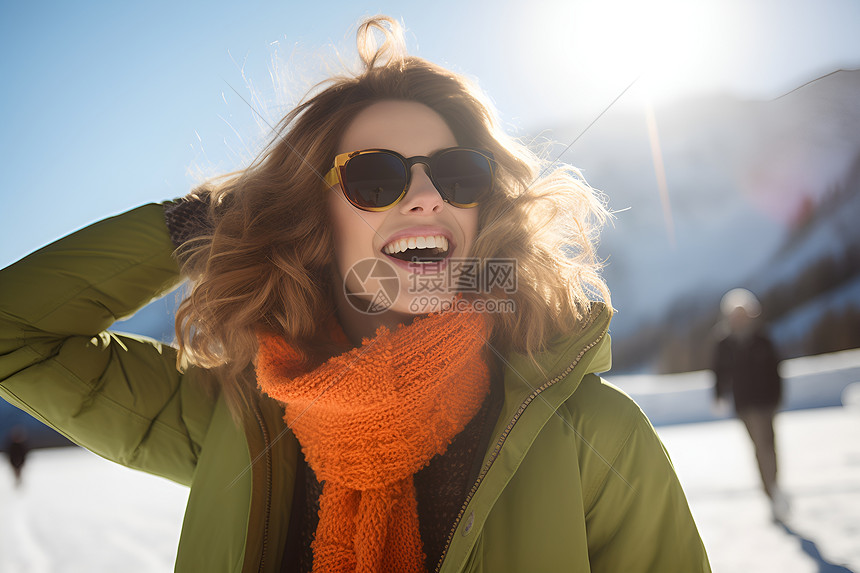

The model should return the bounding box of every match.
[398,164,444,215]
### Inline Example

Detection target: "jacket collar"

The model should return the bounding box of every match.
[493,301,612,429]
[437,301,612,573]
[472,301,612,473]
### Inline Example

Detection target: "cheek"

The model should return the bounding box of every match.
[327,194,379,274]
[459,207,481,254]
[327,196,351,273]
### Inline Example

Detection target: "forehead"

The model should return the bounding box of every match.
[336,100,459,156]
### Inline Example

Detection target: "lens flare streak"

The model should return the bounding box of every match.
[644,99,676,248]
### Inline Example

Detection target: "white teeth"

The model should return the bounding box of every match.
[382,235,451,255]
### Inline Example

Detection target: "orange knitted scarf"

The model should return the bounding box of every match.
[255,305,491,573]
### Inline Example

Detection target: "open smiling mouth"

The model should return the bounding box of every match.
[382,235,451,263]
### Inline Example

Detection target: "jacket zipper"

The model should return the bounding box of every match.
[253,401,274,573]
[433,329,606,573]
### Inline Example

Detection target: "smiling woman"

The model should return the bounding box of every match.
[326,100,482,325]
[0,14,710,573]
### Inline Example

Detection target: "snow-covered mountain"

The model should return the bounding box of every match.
[528,70,860,372]
[540,69,860,344]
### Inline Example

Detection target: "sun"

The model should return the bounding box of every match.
[506,0,741,117]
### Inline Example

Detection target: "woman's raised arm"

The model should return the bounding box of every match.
[0,203,217,486]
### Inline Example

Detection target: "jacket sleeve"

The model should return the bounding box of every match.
[583,381,712,572]
[0,203,217,487]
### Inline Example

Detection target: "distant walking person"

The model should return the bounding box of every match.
[713,288,789,522]
[5,426,29,488]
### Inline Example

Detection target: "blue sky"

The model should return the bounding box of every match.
[2,0,859,268]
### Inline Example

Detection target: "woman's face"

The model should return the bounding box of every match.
[327,99,480,315]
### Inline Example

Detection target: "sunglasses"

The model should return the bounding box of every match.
[323,147,496,212]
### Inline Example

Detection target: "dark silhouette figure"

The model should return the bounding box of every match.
[713,288,789,522]
[5,426,30,488]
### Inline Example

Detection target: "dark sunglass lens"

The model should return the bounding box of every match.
[343,152,406,209]
[434,150,493,205]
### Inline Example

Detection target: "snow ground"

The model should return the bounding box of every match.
[1,406,858,572]
[0,449,188,573]
[660,406,860,572]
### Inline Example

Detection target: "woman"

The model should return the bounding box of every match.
[0,15,710,573]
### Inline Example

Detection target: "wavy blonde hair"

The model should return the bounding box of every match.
[175,15,612,423]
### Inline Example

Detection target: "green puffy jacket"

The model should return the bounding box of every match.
[0,204,711,572]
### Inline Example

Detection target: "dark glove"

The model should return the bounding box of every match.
[162,191,213,249]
